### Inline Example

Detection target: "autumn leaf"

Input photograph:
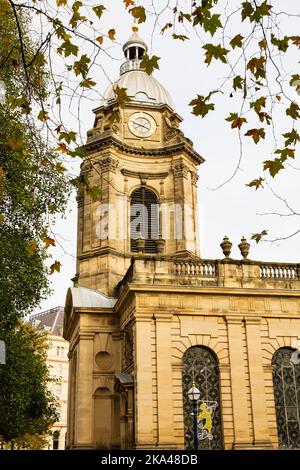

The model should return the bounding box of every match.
[114,85,130,107]
[271,34,289,52]
[230,34,244,49]
[50,260,61,274]
[96,36,104,45]
[73,54,90,77]
[202,14,222,37]
[108,29,116,41]
[161,23,172,34]
[59,131,77,144]
[189,94,215,118]
[263,158,285,177]
[225,112,247,129]
[203,43,229,65]
[244,128,265,144]
[172,34,189,41]
[56,142,68,153]
[80,78,96,88]
[233,75,244,91]
[140,54,160,75]
[242,1,271,23]
[26,240,38,256]
[274,148,295,161]
[92,5,106,19]
[241,1,254,22]
[44,237,56,249]
[286,102,300,120]
[123,0,135,7]
[259,39,267,50]
[37,110,49,122]
[251,230,268,243]
[290,74,300,93]
[247,56,266,79]
[130,6,146,23]
[283,130,300,147]
[56,0,67,6]
[290,36,300,49]
[55,162,66,173]
[57,40,78,57]
[246,177,265,190]
[250,96,266,114]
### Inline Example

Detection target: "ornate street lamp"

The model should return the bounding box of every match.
[187,382,200,450]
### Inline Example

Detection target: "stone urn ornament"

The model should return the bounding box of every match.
[155,237,166,254]
[135,231,145,253]
[220,236,232,258]
[238,237,250,259]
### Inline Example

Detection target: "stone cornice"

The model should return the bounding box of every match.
[82,133,204,165]
[124,284,300,298]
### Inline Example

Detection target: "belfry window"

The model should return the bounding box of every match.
[272,347,300,449]
[130,187,159,253]
[182,346,223,450]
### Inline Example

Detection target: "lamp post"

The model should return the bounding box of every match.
[187,382,200,450]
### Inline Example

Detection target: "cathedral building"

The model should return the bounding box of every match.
[64,28,300,450]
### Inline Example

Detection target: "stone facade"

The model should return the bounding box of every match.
[64,31,300,450]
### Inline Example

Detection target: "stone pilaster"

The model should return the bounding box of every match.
[154,313,176,448]
[244,317,273,448]
[226,316,252,448]
[75,333,94,448]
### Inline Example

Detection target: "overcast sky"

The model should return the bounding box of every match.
[34,0,300,313]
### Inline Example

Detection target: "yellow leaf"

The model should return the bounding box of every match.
[96,36,104,45]
[44,237,56,249]
[50,260,61,274]
[108,29,116,41]
[56,143,68,153]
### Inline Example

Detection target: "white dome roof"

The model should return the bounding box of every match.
[103,70,175,110]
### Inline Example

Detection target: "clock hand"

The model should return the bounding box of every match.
[133,120,150,130]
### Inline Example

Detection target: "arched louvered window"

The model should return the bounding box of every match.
[272,347,300,448]
[130,187,159,253]
[182,346,223,449]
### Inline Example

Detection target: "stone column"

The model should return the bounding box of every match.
[134,314,155,448]
[244,317,273,448]
[226,316,252,448]
[75,332,94,448]
[154,313,176,448]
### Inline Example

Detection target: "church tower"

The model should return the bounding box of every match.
[64,28,300,452]
[74,27,203,297]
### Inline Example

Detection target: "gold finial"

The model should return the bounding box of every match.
[132,25,139,32]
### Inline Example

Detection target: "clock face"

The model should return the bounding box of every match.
[128,112,156,138]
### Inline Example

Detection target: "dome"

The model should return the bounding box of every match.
[102,70,175,109]
[101,28,175,110]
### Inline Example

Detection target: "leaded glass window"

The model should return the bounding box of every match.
[182,346,223,449]
[272,347,300,449]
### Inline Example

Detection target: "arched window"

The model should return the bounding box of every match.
[272,347,300,448]
[130,187,159,253]
[182,346,223,449]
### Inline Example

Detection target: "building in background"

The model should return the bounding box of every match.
[30,307,69,450]
[64,28,300,450]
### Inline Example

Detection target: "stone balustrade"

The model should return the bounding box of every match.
[174,260,217,277]
[259,263,299,280]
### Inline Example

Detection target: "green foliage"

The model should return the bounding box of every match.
[251,230,268,243]
[203,43,229,65]
[140,54,160,75]
[189,94,215,118]
[0,321,59,444]
[92,5,106,19]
